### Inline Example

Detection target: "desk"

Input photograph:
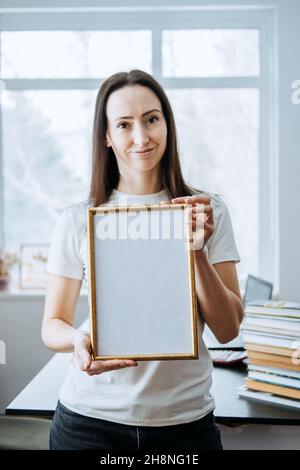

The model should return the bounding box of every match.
[6,353,300,449]
[6,353,300,425]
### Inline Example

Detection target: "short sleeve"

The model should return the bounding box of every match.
[207,195,241,265]
[46,206,84,280]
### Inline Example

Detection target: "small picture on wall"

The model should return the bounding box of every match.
[19,244,49,290]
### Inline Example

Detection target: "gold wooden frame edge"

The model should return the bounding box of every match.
[87,208,98,360]
[93,203,186,214]
[88,203,199,361]
[185,212,199,360]
[93,353,198,361]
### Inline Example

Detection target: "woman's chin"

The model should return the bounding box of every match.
[133,160,161,172]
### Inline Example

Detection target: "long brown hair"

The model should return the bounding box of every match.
[88,69,196,206]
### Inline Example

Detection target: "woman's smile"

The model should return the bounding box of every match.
[130,146,156,157]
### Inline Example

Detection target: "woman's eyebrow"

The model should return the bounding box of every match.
[114,109,162,121]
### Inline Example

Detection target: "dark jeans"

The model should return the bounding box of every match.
[49,401,223,451]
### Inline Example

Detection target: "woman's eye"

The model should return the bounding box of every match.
[117,122,129,129]
[117,116,158,129]
[148,116,159,124]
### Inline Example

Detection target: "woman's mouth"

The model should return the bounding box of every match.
[131,147,156,156]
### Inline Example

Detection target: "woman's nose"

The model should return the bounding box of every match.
[132,124,150,146]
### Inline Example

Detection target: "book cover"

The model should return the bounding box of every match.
[242,332,299,349]
[245,302,300,319]
[248,364,300,379]
[241,323,300,338]
[248,350,300,372]
[248,370,300,390]
[247,300,300,310]
[245,378,300,400]
[243,315,300,331]
[246,343,297,357]
[237,385,300,410]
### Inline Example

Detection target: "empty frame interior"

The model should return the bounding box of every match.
[88,204,198,361]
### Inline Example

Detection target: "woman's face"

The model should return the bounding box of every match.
[105,85,167,174]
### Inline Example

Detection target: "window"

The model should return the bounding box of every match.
[162,29,260,77]
[0,7,275,288]
[2,31,152,78]
[167,88,259,278]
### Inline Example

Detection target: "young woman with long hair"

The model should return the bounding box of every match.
[42,69,243,451]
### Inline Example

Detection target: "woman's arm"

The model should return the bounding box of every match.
[169,194,244,344]
[41,273,138,373]
[194,253,244,344]
[41,273,83,352]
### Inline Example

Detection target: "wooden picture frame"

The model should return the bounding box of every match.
[87,203,199,361]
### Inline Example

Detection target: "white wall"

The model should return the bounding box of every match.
[0,294,88,414]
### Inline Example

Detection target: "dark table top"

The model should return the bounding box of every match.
[6,353,300,425]
[212,362,300,425]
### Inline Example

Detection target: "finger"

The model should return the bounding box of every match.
[159,200,170,205]
[86,367,129,376]
[189,217,214,237]
[171,197,187,204]
[86,364,137,376]
[191,204,212,216]
[189,210,206,224]
[187,218,198,232]
[84,354,92,370]
[195,204,212,214]
[204,222,214,235]
[87,359,138,373]
[189,195,211,204]
[191,231,205,250]
[172,195,211,205]
[105,359,138,367]
[195,213,206,227]
[76,345,92,371]
[192,206,213,225]
[198,215,213,230]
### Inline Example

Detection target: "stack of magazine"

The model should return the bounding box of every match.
[237,300,300,410]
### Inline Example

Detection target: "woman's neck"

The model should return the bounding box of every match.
[116,177,163,195]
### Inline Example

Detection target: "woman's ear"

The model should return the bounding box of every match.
[106,133,111,148]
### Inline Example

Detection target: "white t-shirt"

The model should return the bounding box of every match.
[46,188,240,426]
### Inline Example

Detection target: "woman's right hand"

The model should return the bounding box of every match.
[72,330,138,375]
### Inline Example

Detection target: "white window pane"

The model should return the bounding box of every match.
[162,29,260,77]
[166,88,260,280]
[2,31,152,78]
[2,90,96,251]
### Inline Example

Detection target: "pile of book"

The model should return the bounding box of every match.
[237,300,300,410]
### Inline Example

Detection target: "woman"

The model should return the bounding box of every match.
[42,69,243,451]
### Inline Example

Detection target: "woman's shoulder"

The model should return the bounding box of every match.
[59,199,90,238]
[67,199,90,213]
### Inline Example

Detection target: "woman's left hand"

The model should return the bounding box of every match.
[161,195,214,250]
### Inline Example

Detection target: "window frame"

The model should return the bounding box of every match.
[0,5,278,291]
